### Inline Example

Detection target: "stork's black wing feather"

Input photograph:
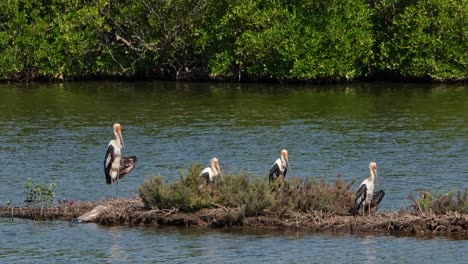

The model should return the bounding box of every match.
[200,171,210,183]
[351,184,367,215]
[119,156,138,179]
[269,163,280,183]
[104,144,115,184]
[371,190,385,208]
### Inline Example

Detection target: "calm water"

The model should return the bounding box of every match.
[0,82,467,262]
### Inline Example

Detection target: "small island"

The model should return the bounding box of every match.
[1,165,466,238]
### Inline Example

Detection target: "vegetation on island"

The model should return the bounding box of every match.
[409,188,468,215]
[138,164,355,216]
[24,178,56,208]
[0,0,466,82]
[138,164,468,218]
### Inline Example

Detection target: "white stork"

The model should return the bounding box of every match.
[104,123,137,198]
[269,149,289,183]
[199,157,222,183]
[351,162,385,215]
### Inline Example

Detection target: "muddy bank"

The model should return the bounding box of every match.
[1,198,466,237]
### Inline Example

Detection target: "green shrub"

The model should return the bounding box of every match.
[217,172,274,216]
[138,175,165,208]
[274,177,354,215]
[24,178,57,207]
[408,188,468,215]
[138,165,214,212]
[139,167,274,215]
[138,164,357,216]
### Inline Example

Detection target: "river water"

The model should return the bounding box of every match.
[0,82,467,262]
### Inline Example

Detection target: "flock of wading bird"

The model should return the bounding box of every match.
[104,123,385,216]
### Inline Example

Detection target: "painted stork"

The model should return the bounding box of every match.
[351,162,385,215]
[199,157,222,184]
[104,123,137,198]
[269,149,289,183]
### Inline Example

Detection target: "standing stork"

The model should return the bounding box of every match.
[199,157,222,184]
[269,149,289,183]
[351,162,385,215]
[104,123,137,198]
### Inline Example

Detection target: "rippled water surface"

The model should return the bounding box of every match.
[1,219,467,263]
[0,82,467,262]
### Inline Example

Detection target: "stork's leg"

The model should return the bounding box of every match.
[116,178,119,198]
[368,203,371,215]
[110,182,114,200]
[115,171,120,198]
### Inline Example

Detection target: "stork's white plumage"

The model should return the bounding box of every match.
[104,123,137,198]
[352,162,384,215]
[269,149,289,183]
[200,157,222,183]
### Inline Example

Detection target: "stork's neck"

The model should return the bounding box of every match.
[281,156,287,168]
[114,131,122,147]
[369,168,376,182]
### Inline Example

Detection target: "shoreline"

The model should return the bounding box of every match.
[1,198,466,238]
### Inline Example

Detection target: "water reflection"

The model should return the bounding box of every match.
[107,227,128,263]
[360,235,377,263]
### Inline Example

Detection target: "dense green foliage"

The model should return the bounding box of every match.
[138,164,355,216]
[0,0,466,81]
[371,0,467,81]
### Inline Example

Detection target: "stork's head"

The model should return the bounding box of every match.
[113,123,124,148]
[369,162,378,186]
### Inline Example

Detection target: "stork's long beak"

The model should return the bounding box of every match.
[374,169,379,187]
[283,151,289,167]
[217,163,226,184]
